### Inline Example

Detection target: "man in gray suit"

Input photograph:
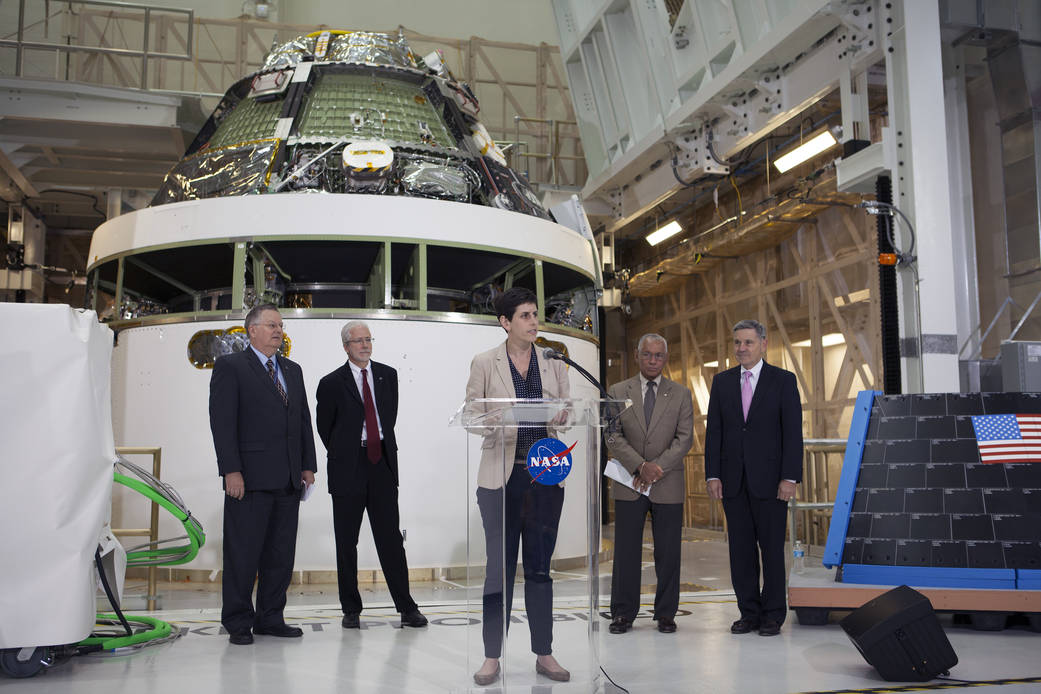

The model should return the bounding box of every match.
[606,333,694,634]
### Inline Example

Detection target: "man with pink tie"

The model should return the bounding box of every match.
[705,319,802,637]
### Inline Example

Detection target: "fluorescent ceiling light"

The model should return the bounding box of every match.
[793,333,845,348]
[646,220,682,246]
[703,360,718,368]
[773,130,838,173]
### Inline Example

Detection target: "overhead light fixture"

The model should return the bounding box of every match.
[793,333,845,348]
[646,220,682,246]
[703,360,718,368]
[773,129,839,173]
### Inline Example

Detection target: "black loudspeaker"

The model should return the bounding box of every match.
[840,585,958,682]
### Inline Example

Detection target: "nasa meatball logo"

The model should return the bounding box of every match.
[526,438,577,485]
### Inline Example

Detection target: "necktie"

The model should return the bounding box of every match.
[361,368,381,463]
[267,358,288,407]
[644,380,656,427]
[742,371,753,421]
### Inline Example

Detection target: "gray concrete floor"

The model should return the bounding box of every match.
[2,531,1039,693]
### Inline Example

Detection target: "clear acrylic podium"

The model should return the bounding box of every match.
[449,397,629,692]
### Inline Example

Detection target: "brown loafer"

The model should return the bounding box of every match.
[536,660,570,682]
[473,662,500,686]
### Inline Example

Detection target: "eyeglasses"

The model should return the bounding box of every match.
[640,351,667,361]
[259,322,283,330]
[346,337,375,345]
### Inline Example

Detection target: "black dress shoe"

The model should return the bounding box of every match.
[758,619,781,636]
[342,613,360,629]
[228,631,253,645]
[401,609,428,628]
[253,624,303,638]
[657,617,677,633]
[730,618,760,634]
[608,617,632,634]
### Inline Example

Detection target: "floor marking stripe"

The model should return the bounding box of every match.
[796,676,1041,694]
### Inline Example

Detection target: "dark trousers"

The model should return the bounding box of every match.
[332,444,417,616]
[222,486,300,634]
[476,466,564,658]
[721,473,788,624]
[610,496,683,621]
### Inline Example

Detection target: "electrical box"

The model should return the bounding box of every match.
[1000,341,1041,392]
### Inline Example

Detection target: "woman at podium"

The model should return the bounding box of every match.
[465,286,572,685]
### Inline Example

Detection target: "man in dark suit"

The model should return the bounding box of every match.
[316,321,427,630]
[607,333,693,635]
[705,319,802,637]
[209,303,317,645]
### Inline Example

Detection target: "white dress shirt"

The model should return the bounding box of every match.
[348,359,384,443]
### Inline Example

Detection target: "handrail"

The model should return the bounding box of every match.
[1,0,193,89]
[788,438,845,551]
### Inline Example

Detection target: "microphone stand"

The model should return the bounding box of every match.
[543,349,624,434]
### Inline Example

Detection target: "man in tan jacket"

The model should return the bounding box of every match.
[606,333,694,634]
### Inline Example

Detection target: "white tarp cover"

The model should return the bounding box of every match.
[0,304,115,649]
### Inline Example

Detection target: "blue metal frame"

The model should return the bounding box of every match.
[841,564,1016,589]
[1017,569,1041,590]
[822,390,879,568]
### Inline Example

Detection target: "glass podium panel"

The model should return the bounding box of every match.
[449,398,629,692]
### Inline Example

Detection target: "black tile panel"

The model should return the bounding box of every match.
[857,464,886,488]
[982,392,1023,414]
[852,491,869,513]
[917,416,956,439]
[1006,464,1041,488]
[910,514,951,540]
[886,464,926,488]
[1017,393,1041,413]
[980,392,1041,414]
[955,416,978,439]
[947,393,984,416]
[1025,489,1041,513]
[965,463,1008,488]
[876,395,911,417]
[951,514,994,541]
[885,439,930,464]
[905,488,944,514]
[926,463,967,488]
[966,541,1005,568]
[870,513,911,539]
[843,538,864,564]
[862,441,886,464]
[943,489,985,514]
[983,488,1027,515]
[896,540,932,566]
[911,394,948,416]
[861,539,897,565]
[877,417,917,440]
[866,488,905,513]
[1002,542,1041,570]
[993,514,1041,542]
[847,512,871,538]
[931,540,967,568]
[930,438,981,464]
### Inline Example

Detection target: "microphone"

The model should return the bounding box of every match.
[541,346,612,409]
[542,347,624,435]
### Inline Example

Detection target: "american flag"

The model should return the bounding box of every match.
[971,414,1041,464]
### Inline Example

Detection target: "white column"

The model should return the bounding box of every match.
[886,0,961,392]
